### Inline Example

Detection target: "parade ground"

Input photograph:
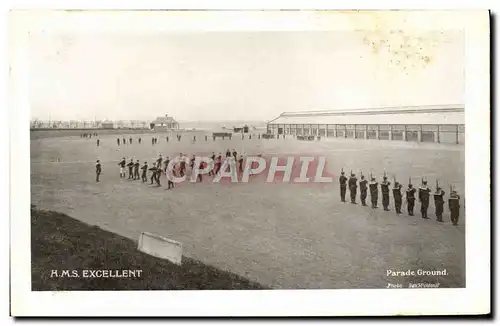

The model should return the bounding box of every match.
[30,131,466,289]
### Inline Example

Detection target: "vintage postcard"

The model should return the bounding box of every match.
[9,9,490,316]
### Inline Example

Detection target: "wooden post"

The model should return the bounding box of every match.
[456,125,459,144]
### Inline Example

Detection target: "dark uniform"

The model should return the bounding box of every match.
[238,156,244,174]
[380,177,391,211]
[127,160,134,179]
[369,178,378,208]
[232,150,237,161]
[123,137,126,145]
[134,160,140,180]
[138,137,141,144]
[149,164,158,185]
[166,136,169,142]
[190,155,196,170]
[117,138,120,146]
[205,135,208,141]
[348,174,358,204]
[418,182,432,219]
[448,191,460,226]
[433,187,445,222]
[141,162,148,182]
[95,161,101,182]
[392,182,403,214]
[156,155,163,170]
[155,163,162,185]
[129,137,132,144]
[226,149,231,158]
[214,155,222,175]
[406,185,416,216]
[197,161,204,182]
[209,153,216,176]
[96,139,100,147]
[359,176,368,206]
[118,158,126,178]
[180,157,186,177]
[339,172,348,202]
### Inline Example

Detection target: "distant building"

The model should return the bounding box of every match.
[101,120,115,129]
[233,124,250,133]
[267,104,465,144]
[150,114,179,130]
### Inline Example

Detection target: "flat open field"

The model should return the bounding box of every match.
[31,131,465,289]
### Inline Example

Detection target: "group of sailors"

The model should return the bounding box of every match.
[93,134,462,226]
[102,134,262,147]
[96,149,246,189]
[338,170,461,226]
[81,132,98,139]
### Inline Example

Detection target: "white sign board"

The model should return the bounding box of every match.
[137,232,183,265]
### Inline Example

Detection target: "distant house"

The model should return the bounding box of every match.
[233,124,249,133]
[150,114,179,130]
[101,120,115,129]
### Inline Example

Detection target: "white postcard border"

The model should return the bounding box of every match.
[9,8,490,316]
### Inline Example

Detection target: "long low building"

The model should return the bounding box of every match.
[267,104,465,144]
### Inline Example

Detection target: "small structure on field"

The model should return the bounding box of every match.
[212,131,232,139]
[150,114,179,131]
[100,120,114,129]
[233,124,249,133]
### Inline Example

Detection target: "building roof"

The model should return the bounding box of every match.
[151,115,177,124]
[268,104,465,125]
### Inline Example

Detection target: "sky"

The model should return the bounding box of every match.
[27,29,464,122]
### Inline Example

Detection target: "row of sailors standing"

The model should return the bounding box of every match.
[339,171,461,226]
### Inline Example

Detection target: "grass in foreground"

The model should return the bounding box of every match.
[31,207,267,290]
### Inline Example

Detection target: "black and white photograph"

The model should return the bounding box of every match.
[9,8,490,316]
